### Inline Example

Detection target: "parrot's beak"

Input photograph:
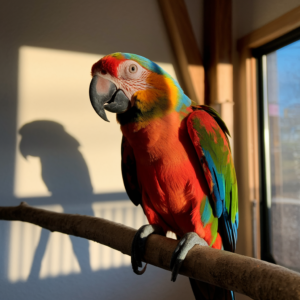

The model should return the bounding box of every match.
[89,76,130,122]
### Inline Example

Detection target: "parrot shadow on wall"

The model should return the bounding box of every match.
[18,120,94,278]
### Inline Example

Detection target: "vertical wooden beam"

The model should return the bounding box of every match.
[234,49,257,259]
[235,50,261,260]
[204,0,233,137]
[158,0,204,104]
[246,55,261,259]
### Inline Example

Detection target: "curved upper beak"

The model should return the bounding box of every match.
[89,76,130,122]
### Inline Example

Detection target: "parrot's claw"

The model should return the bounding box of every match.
[170,232,208,282]
[131,224,164,275]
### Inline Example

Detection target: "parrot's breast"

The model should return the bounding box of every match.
[121,111,209,236]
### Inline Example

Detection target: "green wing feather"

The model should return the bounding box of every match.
[188,105,238,251]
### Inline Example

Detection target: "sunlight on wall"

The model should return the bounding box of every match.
[8,205,80,282]
[39,206,81,279]
[14,46,177,198]
[9,221,42,282]
[216,63,233,103]
[8,201,147,282]
[15,47,113,197]
[10,46,177,282]
[90,201,147,270]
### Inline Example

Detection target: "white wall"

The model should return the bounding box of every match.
[185,0,203,53]
[233,0,300,39]
[0,0,195,299]
[1,0,300,299]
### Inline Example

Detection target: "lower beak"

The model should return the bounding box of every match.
[89,76,130,122]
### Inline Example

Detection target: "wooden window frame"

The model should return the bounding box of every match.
[254,27,300,263]
[237,5,300,259]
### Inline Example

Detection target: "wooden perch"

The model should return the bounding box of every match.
[1,202,300,300]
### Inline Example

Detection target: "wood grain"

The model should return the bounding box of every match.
[202,0,234,148]
[204,0,233,105]
[158,0,204,104]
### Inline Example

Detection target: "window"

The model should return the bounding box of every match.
[254,28,300,271]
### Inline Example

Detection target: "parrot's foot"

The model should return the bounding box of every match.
[131,224,164,275]
[170,232,208,282]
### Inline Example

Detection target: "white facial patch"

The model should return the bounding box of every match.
[115,60,151,100]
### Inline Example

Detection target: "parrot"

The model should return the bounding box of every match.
[89,52,238,300]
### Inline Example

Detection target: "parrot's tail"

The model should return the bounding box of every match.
[189,278,235,300]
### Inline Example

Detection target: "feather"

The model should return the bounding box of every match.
[93,52,238,300]
[121,136,142,207]
[187,107,238,251]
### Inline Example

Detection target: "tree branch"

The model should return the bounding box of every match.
[1,202,300,300]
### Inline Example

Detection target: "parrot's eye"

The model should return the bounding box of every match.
[129,64,138,73]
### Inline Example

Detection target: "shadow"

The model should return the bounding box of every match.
[1,265,194,300]
[0,1,191,297]
[18,120,94,277]
[0,0,179,207]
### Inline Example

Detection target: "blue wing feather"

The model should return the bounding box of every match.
[187,106,238,252]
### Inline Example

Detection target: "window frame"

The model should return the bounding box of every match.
[253,28,300,263]
[236,5,300,259]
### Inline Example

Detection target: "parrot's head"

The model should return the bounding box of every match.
[89,52,191,125]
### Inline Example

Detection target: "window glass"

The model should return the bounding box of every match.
[265,39,300,272]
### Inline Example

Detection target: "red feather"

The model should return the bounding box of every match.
[121,111,210,241]
[91,55,124,77]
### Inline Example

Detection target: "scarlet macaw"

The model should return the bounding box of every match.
[89,53,238,300]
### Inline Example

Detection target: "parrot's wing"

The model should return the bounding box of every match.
[121,136,142,207]
[187,106,238,252]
